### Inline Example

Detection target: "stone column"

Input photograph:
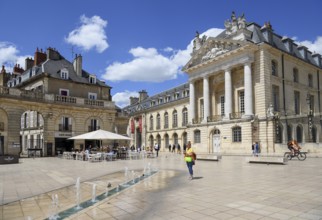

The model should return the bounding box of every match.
[244,62,253,117]
[189,81,195,123]
[224,68,232,119]
[203,76,210,123]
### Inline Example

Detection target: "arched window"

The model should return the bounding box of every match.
[194,130,201,143]
[164,112,168,129]
[271,60,278,76]
[172,110,178,128]
[149,115,154,131]
[173,133,178,145]
[182,108,188,126]
[164,134,169,148]
[232,126,242,142]
[156,114,160,130]
[296,125,302,143]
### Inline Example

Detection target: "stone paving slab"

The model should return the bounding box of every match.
[1,153,322,220]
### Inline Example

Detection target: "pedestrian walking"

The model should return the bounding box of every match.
[184,141,196,180]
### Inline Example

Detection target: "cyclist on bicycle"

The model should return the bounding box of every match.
[287,140,301,156]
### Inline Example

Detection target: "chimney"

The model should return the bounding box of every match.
[0,65,5,74]
[282,37,293,54]
[130,97,139,105]
[34,48,47,66]
[139,90,148,102]
[312,53,321,67]
[13,64,24,75]
[261,22,273,44]
[73,54,82,77]
[25,57,34,70]
[0,65,9,87]
[46,47,61,60]
[298,45,308,60]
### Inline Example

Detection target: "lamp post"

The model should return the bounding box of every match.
[273,112,280,143]
[306,94,313,142]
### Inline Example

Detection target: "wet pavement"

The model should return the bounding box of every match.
[1,153,322,220]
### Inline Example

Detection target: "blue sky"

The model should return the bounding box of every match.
[1,0,322,107]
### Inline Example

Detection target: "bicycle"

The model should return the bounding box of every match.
[284,150,307,161]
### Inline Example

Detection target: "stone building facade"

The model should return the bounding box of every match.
[0,48,126,156]
[124,13,322,155]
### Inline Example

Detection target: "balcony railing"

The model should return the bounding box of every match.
[85,99,104,107]
[0,86,114,109]
[59,124,72,132]
[230,112,243,119]
[207,115,224,122]
[192,117,203,124]
[55,95,76,103]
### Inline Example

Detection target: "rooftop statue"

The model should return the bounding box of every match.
[225,11,247,35]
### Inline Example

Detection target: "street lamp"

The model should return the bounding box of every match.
[306,93,313,142]
[273,112,281,143]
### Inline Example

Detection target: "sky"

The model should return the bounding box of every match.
[1,0,322,108]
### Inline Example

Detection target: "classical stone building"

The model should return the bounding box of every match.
[124,13,322,155]
[0,48,126,156]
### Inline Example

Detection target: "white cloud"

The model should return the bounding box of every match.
[113,90,139,108]
[102,28,224,83]
[65,15,108,53]
[0,42,31,71]
[296,36,322,54]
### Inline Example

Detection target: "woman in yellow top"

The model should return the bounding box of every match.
[184,141,195,180]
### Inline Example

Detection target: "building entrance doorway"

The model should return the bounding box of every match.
[212,129,221,153]
[0,136,4,155]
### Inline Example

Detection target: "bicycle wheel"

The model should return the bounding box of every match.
[297,153,306,161]
[286,154,292,160]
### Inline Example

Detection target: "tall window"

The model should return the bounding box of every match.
[272,85,279,112]
[220,96,225,116]
[308,74,313,87]
[156,114,160,130]
[287,125,293,141]
[164,134,169,148]
[271,60,278,76]
[312,126,317,142]
[308,95,314,112]
[149,115,154,131]
[172,110,178,128]
[294,91,300,115]
[296,125,302,143]
[182,108,188,126]
[194,130,201,143]
[164,112,168,129]
[275,124,282,143]
[173,133,178,145]
[88,93,97,100]
[90,119,99,131]
[293,68,299,83]
[232,126,242,142]
[200,99,204,120]
[239,91,245,113]
[61,117,71,131]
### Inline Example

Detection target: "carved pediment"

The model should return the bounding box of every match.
[185,38,248,69]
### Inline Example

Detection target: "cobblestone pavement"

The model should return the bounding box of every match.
[0,153,322,220]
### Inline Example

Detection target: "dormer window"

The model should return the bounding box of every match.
[60,68,69,80]
[89,75,96,84]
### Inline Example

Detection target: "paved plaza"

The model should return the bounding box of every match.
[1,153,322,220]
